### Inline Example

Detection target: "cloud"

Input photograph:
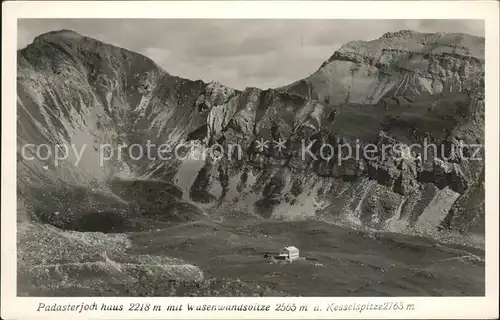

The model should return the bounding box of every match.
[18,19,484,89]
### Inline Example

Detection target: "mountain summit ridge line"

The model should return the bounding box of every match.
[17,27,485,241]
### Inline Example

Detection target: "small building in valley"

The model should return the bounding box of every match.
[279,246,300,261]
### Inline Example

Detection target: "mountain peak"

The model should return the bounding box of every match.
[33,29,84,43]
[335,30,484,59]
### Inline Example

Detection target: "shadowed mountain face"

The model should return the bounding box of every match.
[16,29,485,296]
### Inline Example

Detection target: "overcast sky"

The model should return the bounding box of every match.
[18,19,484,89]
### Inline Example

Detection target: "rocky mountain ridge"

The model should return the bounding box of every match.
[280,29,484,104]
[17,29,485,245]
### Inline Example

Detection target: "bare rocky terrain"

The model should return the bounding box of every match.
[17,29,485,296]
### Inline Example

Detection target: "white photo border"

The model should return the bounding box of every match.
[2,1,499,319]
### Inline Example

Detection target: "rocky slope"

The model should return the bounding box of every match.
[17,29,485,249]
[18,222,204,296]
[280,30,484,103]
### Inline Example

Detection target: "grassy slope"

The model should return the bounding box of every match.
[128,218,484,297]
